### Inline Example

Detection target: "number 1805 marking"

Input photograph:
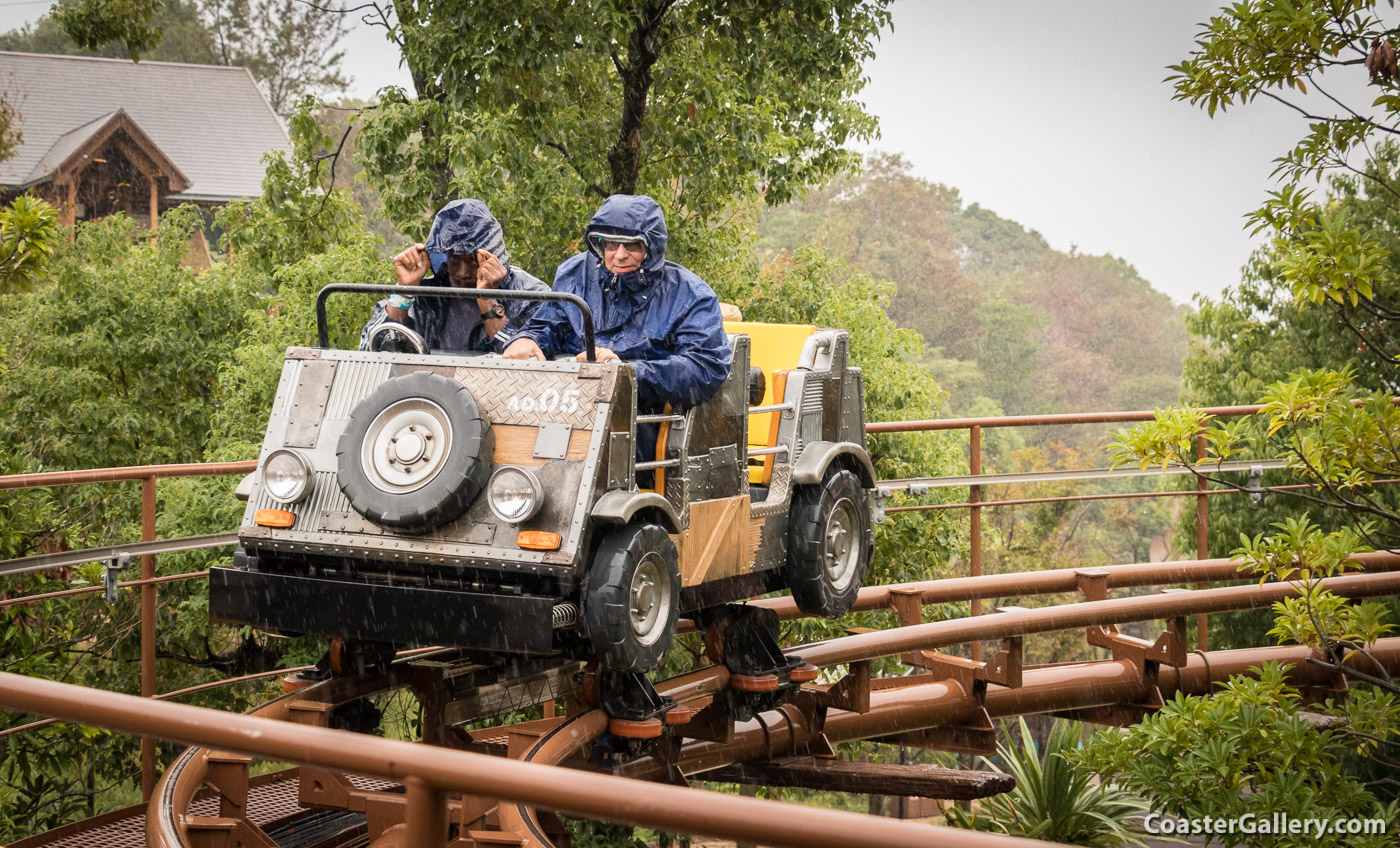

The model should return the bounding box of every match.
[506,388,581,413]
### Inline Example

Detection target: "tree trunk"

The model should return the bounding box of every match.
[607,0,671,195]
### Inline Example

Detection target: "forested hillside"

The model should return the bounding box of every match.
[760,154,1190,417]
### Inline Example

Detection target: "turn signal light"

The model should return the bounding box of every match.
[254,508,295,528]
[517,530,561,551]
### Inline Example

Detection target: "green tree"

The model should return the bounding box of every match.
[4,0,218,63]
[758,154,1188,418]
[352,0,890,277]
[203,0,349,112]
[1104,0,1400,811]
[0,196,60,294]
[1075,663,1400,848]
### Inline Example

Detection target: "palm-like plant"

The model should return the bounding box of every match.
[946,717,1148,847]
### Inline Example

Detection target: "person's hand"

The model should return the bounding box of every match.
[476,250,507,288]
[393,243,431,287]
[578,347,620,363]
[503,337,545,360]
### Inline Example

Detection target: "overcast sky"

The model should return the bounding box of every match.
[0,0,1351,305]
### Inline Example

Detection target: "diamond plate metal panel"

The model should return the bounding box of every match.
[454,367,600,428]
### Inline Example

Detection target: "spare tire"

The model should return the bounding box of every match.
[336,372,493,533]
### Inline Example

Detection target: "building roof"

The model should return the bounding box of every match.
[0,51,291,201]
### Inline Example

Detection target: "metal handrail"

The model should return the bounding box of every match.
[878,458,1290,493]
[0,533,238,577]
[747,445,790,458]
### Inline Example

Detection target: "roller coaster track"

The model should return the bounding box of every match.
[6,559,1400,848]
[7,399,1400,847]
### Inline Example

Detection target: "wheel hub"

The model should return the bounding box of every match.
[361,399,454,493]
[629,555,671,646]
[823,497,859,590]
[391,428,427,464]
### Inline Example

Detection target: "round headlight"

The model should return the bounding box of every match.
[488,466,543,523]
[262,448,312,504]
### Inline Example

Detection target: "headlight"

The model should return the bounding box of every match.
[262,448,312,504]
[488,466,543,523]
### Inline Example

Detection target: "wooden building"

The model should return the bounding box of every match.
[0,52,291,259]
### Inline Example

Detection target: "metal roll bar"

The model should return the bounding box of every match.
[315,283,598,362]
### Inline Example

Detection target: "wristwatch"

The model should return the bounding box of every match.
[483,302,506,319]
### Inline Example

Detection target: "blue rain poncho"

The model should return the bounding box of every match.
[513,195,732,411]
[359,199,547,354]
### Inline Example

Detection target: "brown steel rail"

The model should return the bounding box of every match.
[0,674,1059,848]
[0,459,256,801]
[744,550,1400,621]
[0,397,1386,812]
[624,641,1400,781]
[504,576,1400,844]
[8,568,1400,848]
[0,570,210,610]
[0,461,257,490]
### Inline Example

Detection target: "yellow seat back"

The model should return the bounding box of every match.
[724,321,817,484]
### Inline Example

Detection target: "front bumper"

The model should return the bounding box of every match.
[209,566,560,654]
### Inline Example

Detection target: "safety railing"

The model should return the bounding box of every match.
[0,460,256,801]
[863,402,1400,658]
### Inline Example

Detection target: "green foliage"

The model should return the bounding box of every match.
[0,207,257,473]
[52,0,165,60]
[1075,663,1400,848]
[947,717,1147,847]
[1,0,217,62]
[216,100,368,280]
[0,99,373,839]
[355,0,891,276]
[0,196,60,295]
[758,154,1189,417]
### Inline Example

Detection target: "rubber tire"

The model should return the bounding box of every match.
[784,468,874,618]
[582,522,681,673]
[336,372,492,533]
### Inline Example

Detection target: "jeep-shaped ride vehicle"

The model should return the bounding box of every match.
[210,284,875,717]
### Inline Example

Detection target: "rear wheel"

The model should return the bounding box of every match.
[784,468,873,617]
[583,522,681,673]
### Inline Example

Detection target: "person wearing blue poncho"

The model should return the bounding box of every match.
[359,199,548,353]
[502,194,731,411]
[503,195,731,486]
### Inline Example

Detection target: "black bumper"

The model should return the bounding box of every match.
[209,567,560,655]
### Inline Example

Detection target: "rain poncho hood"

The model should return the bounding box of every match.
[359,199,546,354]
[584,194,668,277]
[514,194,731,411]
[423,198,510,274]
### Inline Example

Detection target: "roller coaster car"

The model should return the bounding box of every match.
[209,284,875,683]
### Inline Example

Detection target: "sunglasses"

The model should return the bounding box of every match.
[594,237,647,256]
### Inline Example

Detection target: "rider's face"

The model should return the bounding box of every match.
[446,252,481,286]
[601,240,646,275]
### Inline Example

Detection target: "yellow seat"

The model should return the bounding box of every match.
[724,321,817,484]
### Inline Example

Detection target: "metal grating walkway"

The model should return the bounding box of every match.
[13,771,400,848]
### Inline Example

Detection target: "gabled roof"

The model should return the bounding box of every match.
[0,51,291,201]
[29,108,190,191]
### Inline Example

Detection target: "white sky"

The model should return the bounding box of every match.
[0,0,1360,305]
